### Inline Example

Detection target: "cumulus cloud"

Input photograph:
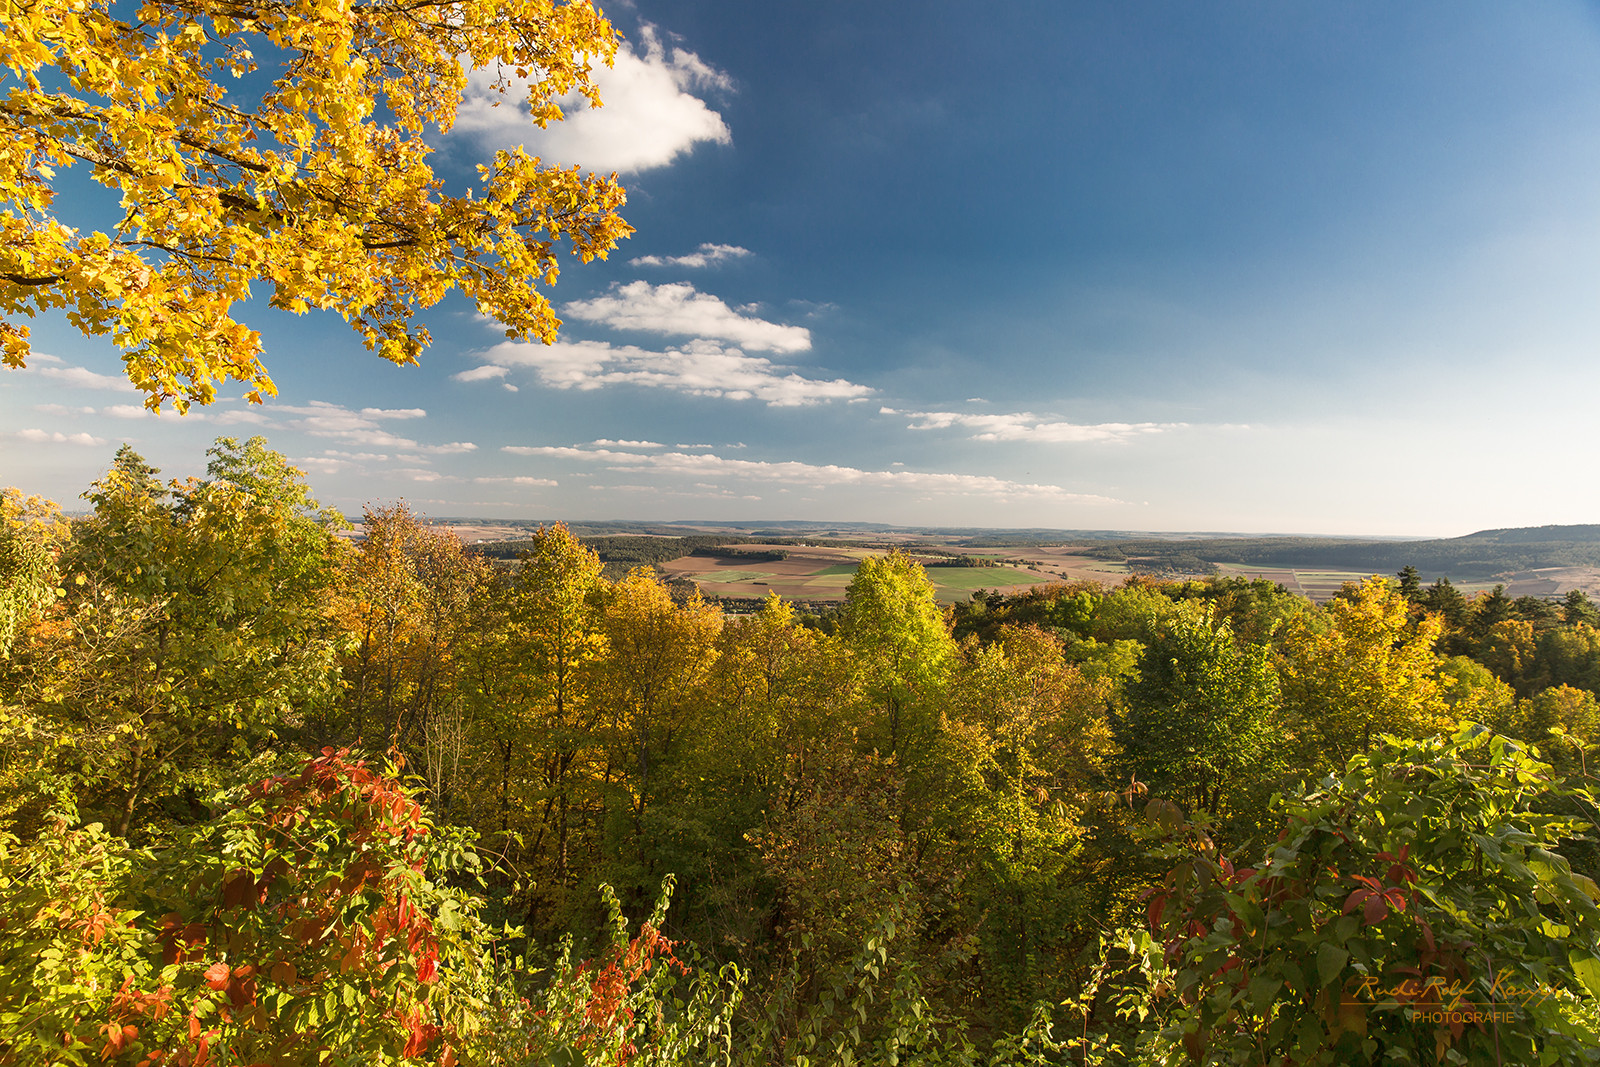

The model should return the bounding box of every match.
[11,429,107,446]
[475,337,869,406]
[23,362,139,392]
[207,408,274,426]
[452,24,731,174]
[592,438,663,448]
[474,475,559,487]
[497,443,1123,504]
[273,401,475,453]
[563,281,811,353]
[294,455,354,473]
[630,243,752,269]
[452,364,510,383]
[502,444,601,459]
[882,408,1187,443]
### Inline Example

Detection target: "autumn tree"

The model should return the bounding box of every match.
[591,567,722,886]
[1,0,632,407]
[333,502,486,759]
[491,522,607,913]
[938,624,1118,1011]
[0,487,66,657]
[1280,577,1451,767]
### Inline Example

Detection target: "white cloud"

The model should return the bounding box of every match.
[452,365,510,383]
[208,409,273,426]
[497,443,1123,503]
[502,445,597,459]
[102,404,153,419]
[391,468,446,482]
[474,475,559,487]
[34,403,97,415]
[27,363,139,392]
[453,23,731,174]
[12,429,107,446]
[630,243,752,269]
[324,450,390,461]
[273,401,475,453]
[563,281,811,353]
[476,337,869,406]
[883,408,1187,443]
[591,438,663,448]
[294,455,353,473]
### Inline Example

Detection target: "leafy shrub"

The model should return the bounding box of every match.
[1119,725,1600,1065]
[0,750,741,1066]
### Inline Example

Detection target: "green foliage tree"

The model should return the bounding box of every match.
[1117,604,1281,836]
[1421,577,1470,629]
[1565,589,1600,628]
[1396,565,1423,603]
[838,551,956,757]
[5,438,342,837]
[1529,622,1600,699]
[1435,655,1517,735]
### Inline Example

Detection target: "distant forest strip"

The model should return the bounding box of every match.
[471,534,770,563]
[1086,525,1600,578]
[472,534,863,563]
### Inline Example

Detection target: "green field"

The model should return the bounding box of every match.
[928,568,1041,592]
[815,563,862,576]
[692,570,776,584]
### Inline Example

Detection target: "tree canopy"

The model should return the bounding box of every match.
[1,0,632,408]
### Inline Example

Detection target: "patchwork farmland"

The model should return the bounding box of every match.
[659,544,1062,602]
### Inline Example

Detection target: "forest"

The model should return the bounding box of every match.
[1083,527,1600,580]
[3,437,1600,1065]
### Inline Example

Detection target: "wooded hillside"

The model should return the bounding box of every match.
[3,440,1599,1065]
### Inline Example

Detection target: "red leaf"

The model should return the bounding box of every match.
[203,962,230,990]
[221,870,255,910]
[1363,895,1389,925]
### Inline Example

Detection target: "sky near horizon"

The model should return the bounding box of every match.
[6,1,1600,536]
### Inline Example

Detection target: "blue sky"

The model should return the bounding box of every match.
[7,1,1600,535]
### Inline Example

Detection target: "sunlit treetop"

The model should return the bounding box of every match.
[0,0,633,410]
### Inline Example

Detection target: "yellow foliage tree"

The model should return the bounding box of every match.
[499,522,606,892]
[1280,576,1452,764]
[1,0,631,408]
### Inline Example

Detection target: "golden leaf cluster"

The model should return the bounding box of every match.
[1,0,632,409]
